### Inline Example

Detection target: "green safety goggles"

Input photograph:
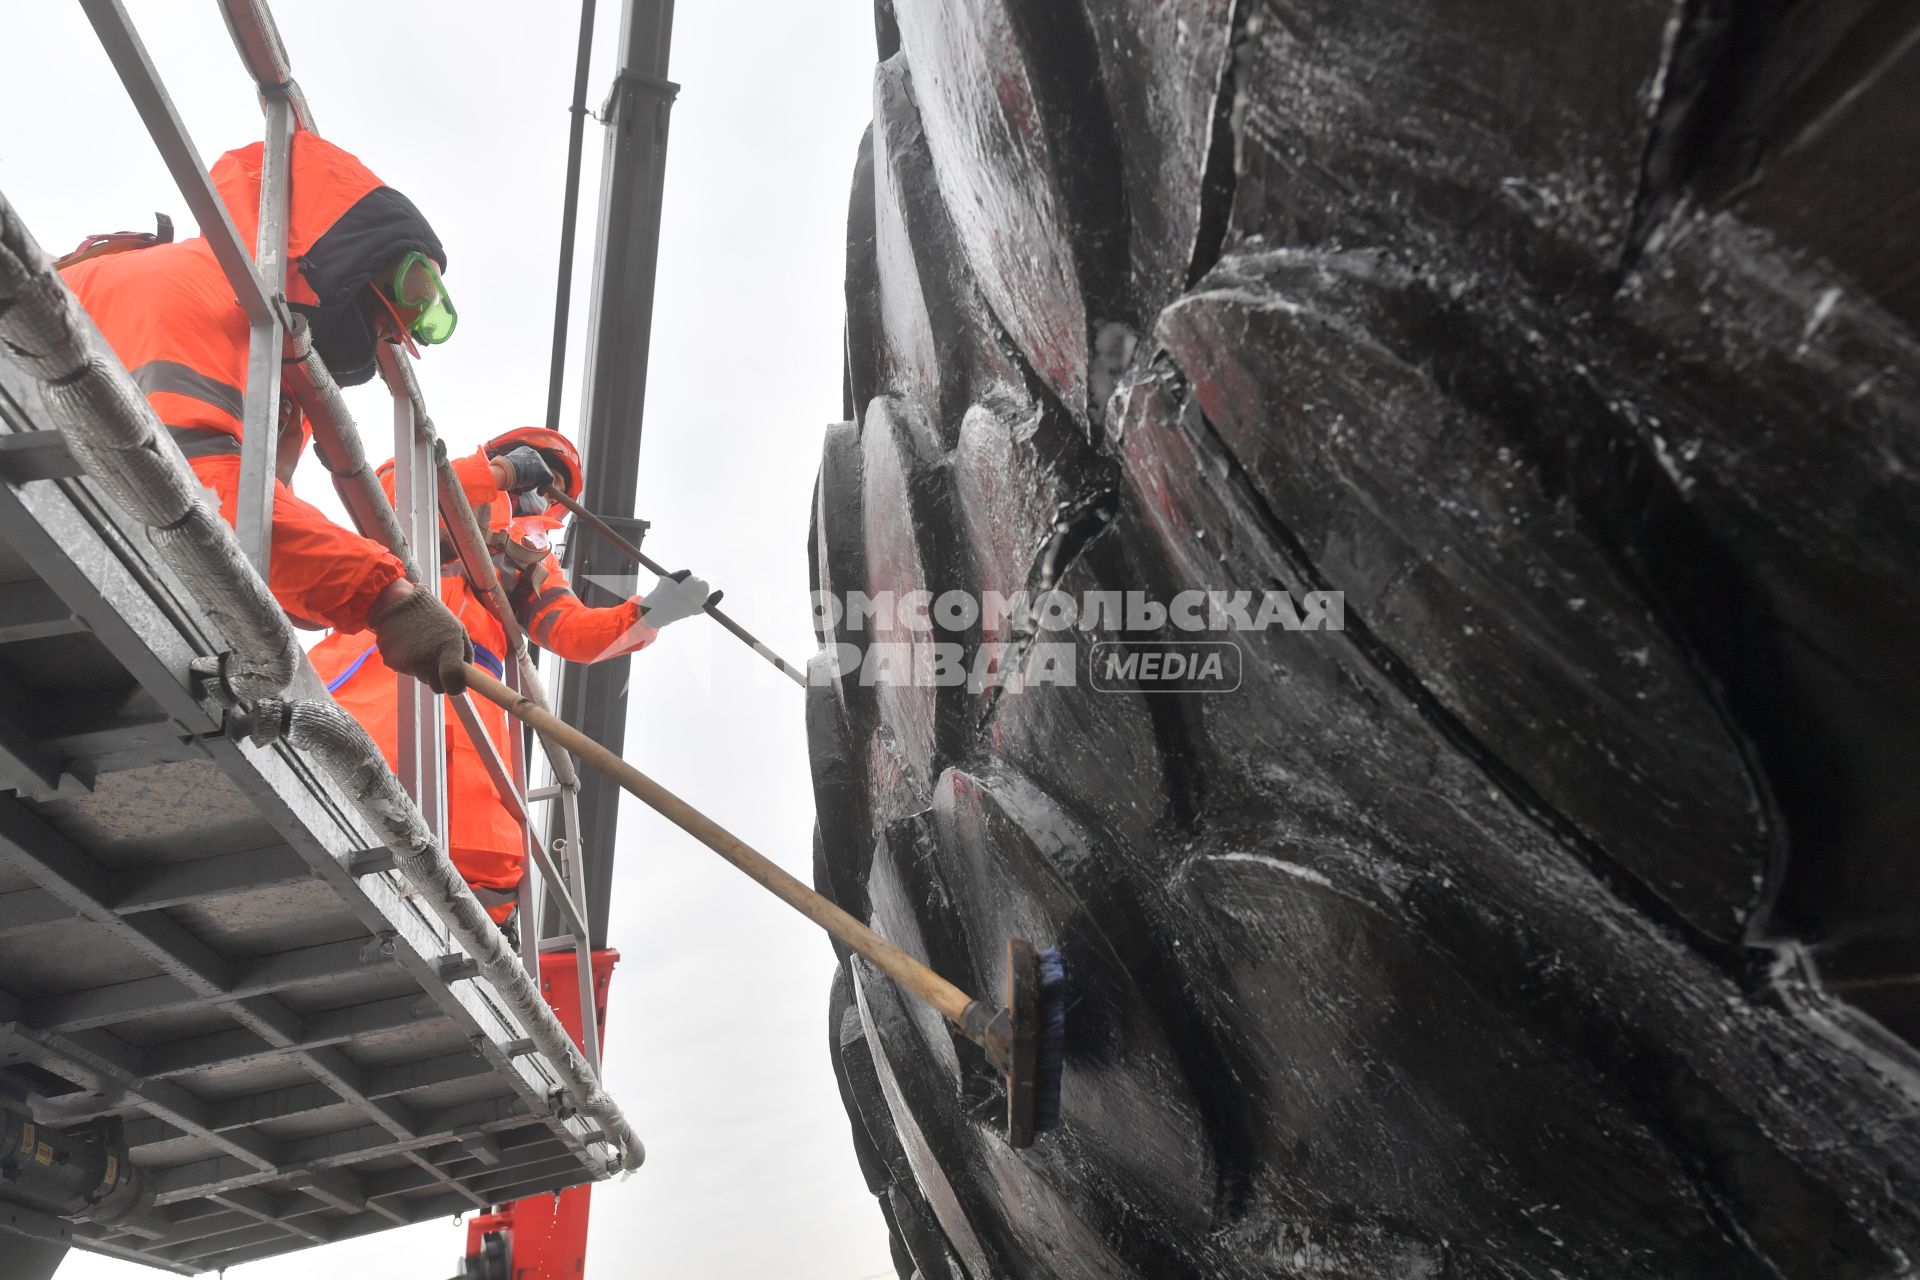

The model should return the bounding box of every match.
[377,250,457,345]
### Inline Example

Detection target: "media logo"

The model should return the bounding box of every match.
[1089,640,1242,693]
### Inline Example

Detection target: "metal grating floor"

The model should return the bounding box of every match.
[0,354,614,1272]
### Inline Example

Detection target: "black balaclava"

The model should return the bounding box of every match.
[293,186,445,386]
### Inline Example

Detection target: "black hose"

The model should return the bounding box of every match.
[544,0,599,431]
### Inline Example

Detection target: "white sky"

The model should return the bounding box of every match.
[1,3,889,1277]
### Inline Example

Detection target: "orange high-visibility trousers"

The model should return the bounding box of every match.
[313,583,526,919]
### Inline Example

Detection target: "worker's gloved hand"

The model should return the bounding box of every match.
[369,586,474,694]
[492,446,556,494]
[639,569,712,628]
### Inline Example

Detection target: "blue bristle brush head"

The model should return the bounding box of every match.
[1032,947,1067,1133]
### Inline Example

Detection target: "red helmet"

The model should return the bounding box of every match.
[485,427,583,501]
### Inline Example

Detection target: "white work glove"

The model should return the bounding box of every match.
[639,569,712,628]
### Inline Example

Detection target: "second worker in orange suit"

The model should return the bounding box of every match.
[310,427,709,926]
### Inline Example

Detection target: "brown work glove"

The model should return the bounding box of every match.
[369,587,473,694]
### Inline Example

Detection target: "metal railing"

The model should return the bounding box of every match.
[76,0,607,1075]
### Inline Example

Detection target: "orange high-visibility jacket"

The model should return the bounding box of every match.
[62,132,446,631]
[309,450,656,915]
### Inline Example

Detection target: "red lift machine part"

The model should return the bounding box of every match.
[459,950,618,1280]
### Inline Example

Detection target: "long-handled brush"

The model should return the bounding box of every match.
[464,664,1067,1146]
[539,484,808,688]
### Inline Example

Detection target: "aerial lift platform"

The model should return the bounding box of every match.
[0,380,621,1273]
[0,1,672,1274]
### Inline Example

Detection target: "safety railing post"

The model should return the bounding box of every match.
[387,362,447,851]
[559,786,601,1072]
[235,89,292,577]
[515,872,539,973]
[574,925,602,1071]
[508,661,542,975]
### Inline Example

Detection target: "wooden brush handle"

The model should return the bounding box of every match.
[464,664,980,1028]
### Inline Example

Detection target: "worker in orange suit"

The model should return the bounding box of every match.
[61,132,472,693]
[310,427,710,927]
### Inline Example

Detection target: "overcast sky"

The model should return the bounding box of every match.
[1,3,889,1277]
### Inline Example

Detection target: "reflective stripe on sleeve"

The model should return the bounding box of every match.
[165,425,243,457]
[131,361,246,420]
